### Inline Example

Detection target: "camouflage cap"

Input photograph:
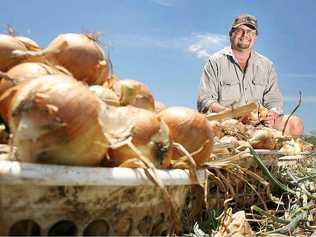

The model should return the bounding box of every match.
[231,14,257,30]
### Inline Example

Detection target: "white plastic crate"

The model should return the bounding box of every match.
[0,160,207,236]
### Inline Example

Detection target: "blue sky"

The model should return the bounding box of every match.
[2,0,316,133]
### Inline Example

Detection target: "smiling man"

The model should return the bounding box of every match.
[197,14,304,137]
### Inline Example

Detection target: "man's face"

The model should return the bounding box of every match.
[230,25,257,52]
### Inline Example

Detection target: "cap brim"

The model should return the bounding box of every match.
[232,22,257,30]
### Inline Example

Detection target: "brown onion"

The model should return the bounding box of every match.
[248,128,276,149]
[0,34,28,71]
[0,62,71,98]
[241,105,269,125]
[7,74,108,166]
[5,25,41,51]
[110,79,155,111]
[101,106,171,168]
[280,139,301,155]
[0,63,71,124]
[160,107,214,167]
[0,86,17,124]
[43,33,110,85]
[15,36,41,51]
[89,85,120,106]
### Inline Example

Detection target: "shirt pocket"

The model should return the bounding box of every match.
[220,79,240,105]
[252,78,265,99]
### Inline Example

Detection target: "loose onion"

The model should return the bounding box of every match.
[110,79,155,111]
[159,107,214,167]
[280,138,302,155]
[241,105,269,125]
[248,128,276,149]
[6,74,108,166]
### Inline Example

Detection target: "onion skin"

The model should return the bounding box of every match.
[160,107,214,167]
[0,62,70,98]
[15,36,41,51]
[5,25,41,51]
[208,121,225,138]
[252,138,276,150]
[89,85,120,106]
[102,106,171,168]
[110,80,155,111]
[154,101,167,113]
[248,128,276,149]
[0,87,18,124]
[44,33,109,85]
[0,34,28,71]
[280,139,302,155]
[0,63,71,124]
[7,75,108,166]
[103,73,119,88]
[241,105,269,125]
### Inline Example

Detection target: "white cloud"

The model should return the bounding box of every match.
[187,33,228,59]
[109,32,228,59]
[284,95,316,103]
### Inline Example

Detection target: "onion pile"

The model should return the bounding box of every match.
[110,79,155,111]
[12,33,110,85]
[100,106,171,168]
[4,74,108,166]
[160,107,214,167]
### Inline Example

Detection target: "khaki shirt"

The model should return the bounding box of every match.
[197,47,283,114]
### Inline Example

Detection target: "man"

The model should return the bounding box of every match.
[197,14,304,137]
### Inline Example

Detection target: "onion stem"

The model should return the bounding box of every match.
[248,147,297,195]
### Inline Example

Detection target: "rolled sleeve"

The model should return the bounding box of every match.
[197,60,219,113]
[263,64,284,114]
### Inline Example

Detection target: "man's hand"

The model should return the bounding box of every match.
[262,111,280,128]
[209,102,230,113]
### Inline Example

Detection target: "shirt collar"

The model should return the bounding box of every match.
[222,46,256,65]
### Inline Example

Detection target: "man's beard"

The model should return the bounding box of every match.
[237,41,251,50]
